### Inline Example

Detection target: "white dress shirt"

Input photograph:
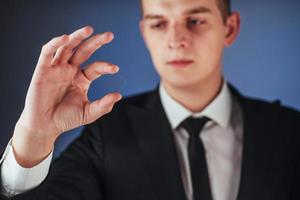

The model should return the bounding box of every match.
[1,82,243,200]
[159,82,243,200]
[0,140,53,197]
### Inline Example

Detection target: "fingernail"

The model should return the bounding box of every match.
[116,94,122,101]
[84,25,93,31]
[105,32,114,40]
[85,25,93,30]
[106,65,119,73]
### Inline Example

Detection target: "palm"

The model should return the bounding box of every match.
[28,63,88,133]
[19,27,121,138]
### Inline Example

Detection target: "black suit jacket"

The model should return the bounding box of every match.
[1,86,300,200]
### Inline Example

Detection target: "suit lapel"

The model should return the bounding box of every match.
[126,89,187,200]
[126,85,286,200]
[236,97,274,200]
[230,86,287,200]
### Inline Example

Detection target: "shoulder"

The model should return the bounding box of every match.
[229,83,300,123]
[120,89,157,108]
[236,94,300,144]
[87,88,158,127]
[241,95,300,123]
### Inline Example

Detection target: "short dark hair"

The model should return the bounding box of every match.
[140,0,232,24]
[217,0,231,24]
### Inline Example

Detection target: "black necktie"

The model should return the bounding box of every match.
[181,116,212,200]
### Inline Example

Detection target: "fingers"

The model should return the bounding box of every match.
[38,35,69,66]
[70,32,114,66]
[82,61,119,82]
[83,92,122,124]
[52,26,94,64]
[38,27,113,68]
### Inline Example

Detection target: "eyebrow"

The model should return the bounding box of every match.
[143,14,164,20]
[143,6,212,20]
[183,6,212,15]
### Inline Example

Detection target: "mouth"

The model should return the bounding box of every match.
[166,59,194,68]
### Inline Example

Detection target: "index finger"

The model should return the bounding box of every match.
[52,26,94,64]
[68,26,94,50]
[37,35,70,66]
[70,32,114,66]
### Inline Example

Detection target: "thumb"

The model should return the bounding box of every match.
[83,92,122,125]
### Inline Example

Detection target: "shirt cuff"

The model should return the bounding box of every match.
[1,139,53,197]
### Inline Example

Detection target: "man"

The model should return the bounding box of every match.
[1,0,300,199]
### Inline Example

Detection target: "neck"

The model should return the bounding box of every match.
[162,76,223,113]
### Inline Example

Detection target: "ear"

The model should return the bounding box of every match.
[224,12,241,47]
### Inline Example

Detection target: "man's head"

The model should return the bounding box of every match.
[140,0,240,92]
[141,0,231,25]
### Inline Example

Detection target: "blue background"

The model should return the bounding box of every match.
[0,0,299,157]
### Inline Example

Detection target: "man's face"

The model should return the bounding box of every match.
[140,0,239,89]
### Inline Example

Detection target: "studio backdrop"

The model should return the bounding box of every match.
[0,0,299,156]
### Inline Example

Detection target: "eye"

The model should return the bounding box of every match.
[187,18,205,28]
[150,21,167,30]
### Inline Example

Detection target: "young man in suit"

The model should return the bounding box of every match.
[1,0,300,199]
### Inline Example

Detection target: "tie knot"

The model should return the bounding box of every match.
[181,116,210,137]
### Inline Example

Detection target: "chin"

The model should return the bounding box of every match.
[163,76,203,90]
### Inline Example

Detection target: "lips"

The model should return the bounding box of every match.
[166,59,194,68]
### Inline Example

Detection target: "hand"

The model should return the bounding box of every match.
[12,26,122,167]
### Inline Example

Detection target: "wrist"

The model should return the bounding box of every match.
[11,122,57,168]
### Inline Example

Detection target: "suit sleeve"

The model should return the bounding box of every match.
[291,111,300,200]
[291,152,300,199]
[0,122,105,200]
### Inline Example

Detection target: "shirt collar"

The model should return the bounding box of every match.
[159,81,232,129]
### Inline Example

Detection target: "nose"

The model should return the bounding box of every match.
[168,23,189,49]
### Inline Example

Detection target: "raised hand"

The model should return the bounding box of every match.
[12,26,122,167]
